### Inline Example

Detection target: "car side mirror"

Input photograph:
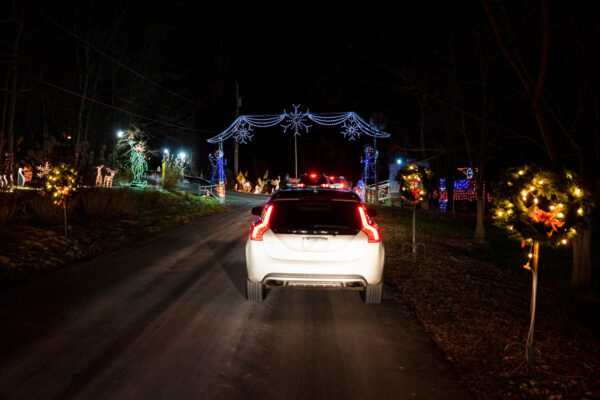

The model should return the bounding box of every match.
[251,206,264,216]
[366,207,377,217]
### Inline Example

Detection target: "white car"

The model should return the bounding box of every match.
[245,188,384,303]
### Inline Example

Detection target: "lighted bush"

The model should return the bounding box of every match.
[161,154,188,191]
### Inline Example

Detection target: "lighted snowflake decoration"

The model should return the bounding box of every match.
[341,120,361,141]
[282,104,311,136]
[36,161,52,178]
[233,120,254,144]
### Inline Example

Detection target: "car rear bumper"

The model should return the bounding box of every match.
[245,239,385,285]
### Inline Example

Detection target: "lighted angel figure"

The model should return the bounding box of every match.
[95,165,104,187]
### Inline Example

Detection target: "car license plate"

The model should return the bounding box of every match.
[303,236,328,250]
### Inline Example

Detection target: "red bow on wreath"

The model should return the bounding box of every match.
[530,206,565,237]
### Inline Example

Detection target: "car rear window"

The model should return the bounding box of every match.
[269,200,361,235]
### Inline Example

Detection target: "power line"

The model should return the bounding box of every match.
[26,74,214,133]
[27,4,215,111]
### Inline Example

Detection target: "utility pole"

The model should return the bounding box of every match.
[234,81,240,176]
[370,112,387,204]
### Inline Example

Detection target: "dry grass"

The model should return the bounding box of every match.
[377,206,600,400]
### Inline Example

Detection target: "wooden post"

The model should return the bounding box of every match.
[526,241,540,374]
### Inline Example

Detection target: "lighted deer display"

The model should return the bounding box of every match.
[103,168,118,188]
[95,165,104,187]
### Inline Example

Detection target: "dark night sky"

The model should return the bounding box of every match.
[4,1,599,185]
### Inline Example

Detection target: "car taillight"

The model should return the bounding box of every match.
[310,173,318,179]
[320,183,329,188]
[297,183,305,188]
[358,206,380,243]
[251,205,273,241]
[339,183,345,189]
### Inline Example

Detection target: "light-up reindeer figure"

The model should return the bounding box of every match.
[103,168,118,188]
[95,165,104,187]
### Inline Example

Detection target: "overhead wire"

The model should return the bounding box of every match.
[26,4,215,111]
[26,74,214,133]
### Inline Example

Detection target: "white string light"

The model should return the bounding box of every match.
[207,105,391,143]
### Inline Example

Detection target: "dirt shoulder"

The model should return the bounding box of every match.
[378,206,600,400]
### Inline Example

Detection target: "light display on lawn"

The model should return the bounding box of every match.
[207,105,390,144]
[209,149,226,184]
[492,165,593,374]
[36,162,52,179]
[45,163,78,208]
[395,164,432,206]
[103,168,118,187]
[209,149,226,203]
[492,166,591,246]
[396,164,433,260]
[1,153,14,190]
[438,178,448,212]
[128,134,148,189]
[361,145,378,183]
[95,165,104,187]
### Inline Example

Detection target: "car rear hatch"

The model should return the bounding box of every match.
[263,199,366,261]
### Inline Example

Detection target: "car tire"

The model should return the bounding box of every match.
[246,279,264,302]
[362,281,383,304]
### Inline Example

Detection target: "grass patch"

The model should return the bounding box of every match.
[0,188,227,288]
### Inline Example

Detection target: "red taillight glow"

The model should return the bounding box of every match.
[339,183,345,189]
[358,206,380,243]
[320,183,329,188]
[297,183,305,188]
[251,205,273,241]
[329,176,335,180]
[310,173,318,179]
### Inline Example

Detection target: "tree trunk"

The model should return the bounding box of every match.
[418,91,427,161]
[6,1,24,156]
[571,227,592,293]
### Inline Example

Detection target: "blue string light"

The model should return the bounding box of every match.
[207,105,391,143]
[209,149,225,185]
[361,145,378,183]
[439,178,448,212]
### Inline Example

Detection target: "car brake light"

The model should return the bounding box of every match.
[339,183,345,189]
[358,206,380,243]
[329,176,335,180]
[297,183,305,188]
[251,205,273,241]
[310,173,317,179]
[320,183,329,188]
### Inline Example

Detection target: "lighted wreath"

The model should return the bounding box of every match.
[396,164,433,206]
[45,163,79,208]
[492,165,592,247]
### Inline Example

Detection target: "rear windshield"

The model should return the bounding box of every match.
[269,200,361,235]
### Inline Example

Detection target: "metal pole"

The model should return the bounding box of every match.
[294,132,298,178]
[64,201,68,239]
[234,81,240,175]
[412,205,416,256]
[374,137,379,203]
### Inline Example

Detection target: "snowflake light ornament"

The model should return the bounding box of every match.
[282,104,311,136]
[36,162,52,178]
[341,120,361,141]
[233,120,254,144]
